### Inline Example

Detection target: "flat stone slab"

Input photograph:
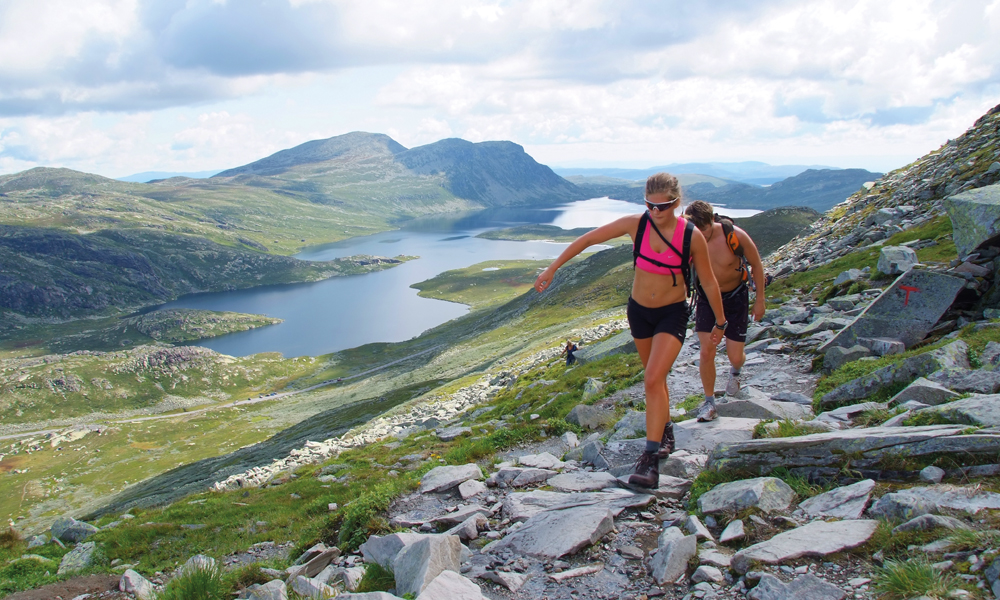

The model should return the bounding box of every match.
[716,390,810,421]
[420,464,483,494]
[821,269,966,351]
[914,394,1000,426]
[517,452,565,470]
[708,425,1000,473]
[547,471,618,492]
[574,330,637,364]
[697,477,795,515]
[927,369,1000,395]
[891,485,1000,514]
[731,520,878,573]
[798,480,875,520]
[429,505,490,528]
[484,504,615,560]
[675,417,759,453]
[616,474,692,500]
[748,573,847,600]
[944,183,1000,259]
[501,489,654,522]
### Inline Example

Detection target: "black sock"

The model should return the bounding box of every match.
[645,440,659,453]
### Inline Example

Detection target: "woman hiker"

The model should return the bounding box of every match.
[534,173,726,488]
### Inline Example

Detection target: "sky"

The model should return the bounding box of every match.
[0,0,998,178]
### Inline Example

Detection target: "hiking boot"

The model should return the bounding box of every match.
[696,400,718,422]
[657,421,675,459]
[726,371,742,397]
[628,450,660,488]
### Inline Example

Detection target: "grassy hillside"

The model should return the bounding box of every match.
[733,206,821,257]
[686,168,881,211]
[411,259,551,309]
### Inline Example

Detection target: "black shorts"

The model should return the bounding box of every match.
[695,284,749,343]
[627,297,689,342]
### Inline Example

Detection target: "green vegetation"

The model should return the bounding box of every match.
[733,206,821,257]
[158,564,228,600]
[752,419,817,439]
[673,394,704,422]
[124,309,283,343]
[855,406,906,428]
[355,562,396,593]
[411,259,552,309]
[873,559,962,599]
[476,224,595,242]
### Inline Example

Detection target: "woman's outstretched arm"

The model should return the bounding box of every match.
[534,214,637,293]
[689,229,725,346]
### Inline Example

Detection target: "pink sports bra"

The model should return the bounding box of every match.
[635,216,688,276]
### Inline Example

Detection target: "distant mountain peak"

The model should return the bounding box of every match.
[214,131,407,178]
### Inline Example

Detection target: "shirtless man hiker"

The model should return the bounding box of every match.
[684,201,766,422]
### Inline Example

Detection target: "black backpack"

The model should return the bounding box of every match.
[632,211,695,297]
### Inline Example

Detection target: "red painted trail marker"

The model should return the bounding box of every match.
[899,285,921,307]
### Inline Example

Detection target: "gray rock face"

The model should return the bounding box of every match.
[120,569,155,600]
[927,369,1000,395]
[392,535,463,597]
[914,394,1000,426]
[798,480,876,520]
[361,533,436,569]
[888,377,961,407]
[708,425,1000,474]
[715,390,810,421]
[648,533,697,585]
[415,570,484,600]
[892,514,970,534]
[547,471,618,492]
[820,340,969,407]
[731,520,878,574]
[697,477,796,515]
[877,246,918,275]
[419,464,483,494]
[869,492,939,521]
[675,417,759,453]
[58,541,97,574]
[823,345,871,372]
[821,270,966,352]
[247,580,289,600]
[566,404,614,430]
[573,330,637,364]
[501,489,653,522]
[484,504,614,559]
[944,183,1000,258]
[51,516,99,543]
[748,573,847,600]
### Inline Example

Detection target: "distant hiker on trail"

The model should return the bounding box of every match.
[683,200,766,422]
[535,173,726,488]
[562,339,579,365]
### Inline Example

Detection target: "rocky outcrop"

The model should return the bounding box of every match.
[945,183,1000,258]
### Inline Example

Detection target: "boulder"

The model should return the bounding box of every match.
[697,477,795,515]
[566,404,614,430]
[823,345,871,373]
[684,515,714,541]
[415,570,484,600]
[748,573,847,600]
[826,297,857,311]
[877,246,918,276]
[120,569,155,600]
[484,504,614,559]
[58,541,97,574]
[444,514,488,541]
[582,378,607,400]
[927,369,1000,394]
[944,183,1000,259]
[821,269,965,352]
[674,417,759,453]
[291,575,335,599]
[609,411,646,440]
[361,533,437,569]
[517,452,564,470]
[458,479,487,500]
[886,485,1000,514]
[581,439,608,468]
[648,533,697,585]
[180,554,217,576]
[820,340,969,408]
[51,516,99,543]
[857,337,905,356]
[719,519,745,544]
[616,474,693,500]
[715,389,811,421]
[392,535,463,597]
[816,401,887,423]
[573,330,636,364]
[920,465,946,484]
[892,514,970,534]
[770,391,813,405]
[429,505,490,528]
[436,427,471,442]
[420,464,483,494]
[913,394,1000,426]
[707,425,1000,473]
[798,480,875,520]
[247,580,289,600]
[547,471,618,492]
[888,377,961,407]
[833,269,863,286]
[479,570,529,592]
[660,450,707,479]
[691,565,724,584]
[869,492,939,521]
[501,489,653,522]
[731,520,878,573]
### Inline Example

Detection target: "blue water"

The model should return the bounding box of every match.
[157,199,758,357]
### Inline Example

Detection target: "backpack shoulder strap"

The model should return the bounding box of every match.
[719,218,744,257]
[633,211,650,268]
[681,220,695,295]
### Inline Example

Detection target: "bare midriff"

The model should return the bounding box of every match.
[631,270,688,308]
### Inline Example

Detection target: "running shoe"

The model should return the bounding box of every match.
[627,450,660,488]
[726,371,742,397]
[696,400,718,422]
[657,421,675,459]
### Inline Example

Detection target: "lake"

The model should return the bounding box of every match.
[159,198,759,357]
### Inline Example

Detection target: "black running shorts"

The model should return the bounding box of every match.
[627,297,689,342]
[695,284,749,343]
